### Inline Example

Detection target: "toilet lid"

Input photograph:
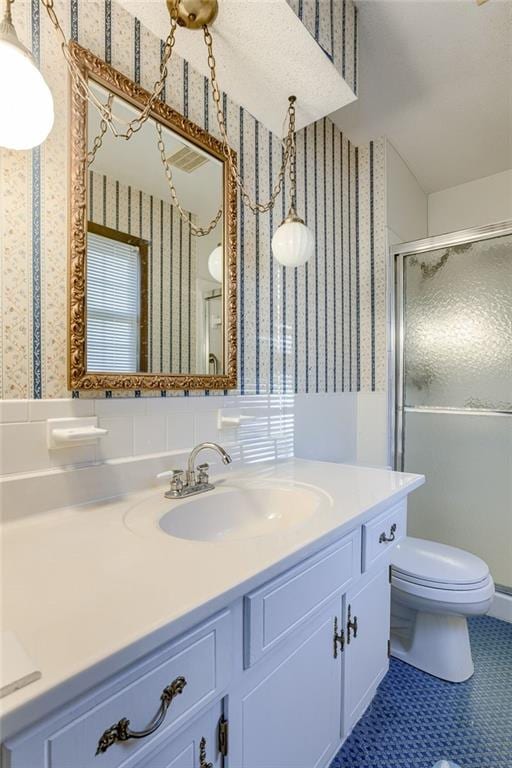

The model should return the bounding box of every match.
[392,537,490,587]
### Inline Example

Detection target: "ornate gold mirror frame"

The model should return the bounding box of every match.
[69,42,237,391]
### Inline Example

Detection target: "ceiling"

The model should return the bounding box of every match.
[117,0,356,136]
[330,0,512,194]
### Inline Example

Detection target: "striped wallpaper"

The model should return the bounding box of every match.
[89,171,197,374]
[0,0,386,400]
[287,0,358,95]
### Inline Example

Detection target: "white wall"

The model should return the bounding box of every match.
[293,393,390,470]
[386,140,428,245]
[294,394,357,464]
[356,141,428,470]
[428,169,512,236]
[356,392,390,468]
[405,410,512,588]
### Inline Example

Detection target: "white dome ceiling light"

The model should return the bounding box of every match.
[0,0,54,150]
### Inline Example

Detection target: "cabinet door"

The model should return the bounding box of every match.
[343,566,390,734]
[134,702,222,768]
[240,597,343,768]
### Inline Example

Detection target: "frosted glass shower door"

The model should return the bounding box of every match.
[396,229,512,590]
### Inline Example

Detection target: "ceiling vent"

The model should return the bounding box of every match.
[167,146,208,173]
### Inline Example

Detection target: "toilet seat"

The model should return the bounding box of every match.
[392,571,495,606]
[391,536,490,587]
[392,569,491,592]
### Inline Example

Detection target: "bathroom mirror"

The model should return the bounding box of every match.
[69,43,237,391]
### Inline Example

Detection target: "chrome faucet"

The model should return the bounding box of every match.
[158,442,232,499]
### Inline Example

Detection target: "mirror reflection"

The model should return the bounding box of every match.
[86,81,225,376]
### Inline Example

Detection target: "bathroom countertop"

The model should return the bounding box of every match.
[0,458,423,739]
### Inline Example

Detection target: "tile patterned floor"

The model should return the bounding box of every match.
[331,616,512,768]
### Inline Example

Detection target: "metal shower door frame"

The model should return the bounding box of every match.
[390,218,512,474]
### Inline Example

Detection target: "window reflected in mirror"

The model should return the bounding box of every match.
[86,223,148,373]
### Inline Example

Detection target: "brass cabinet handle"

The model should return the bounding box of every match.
[347,604,358,644]
[333,616,345,658]
[95,676,187,755]
[379,523,397,544]
[199,736,213,768]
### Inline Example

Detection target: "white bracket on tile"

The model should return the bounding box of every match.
[47,417,108,449]
[217,411,252,430]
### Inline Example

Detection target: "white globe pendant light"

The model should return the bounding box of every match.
[272,208,314,267]
[271,96,314,268]
[208,243,223,283]
[0,1,54,150]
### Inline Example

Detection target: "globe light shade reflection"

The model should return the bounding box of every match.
[0,40,54,150]
[208,244,223,283]
[271,217,314,267]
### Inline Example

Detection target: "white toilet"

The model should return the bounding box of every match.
[390,537,495,683]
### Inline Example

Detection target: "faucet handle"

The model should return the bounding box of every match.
[197,463,209,484]
[156,469,183,480]
[170,469,185,492]
[157,468,185,493]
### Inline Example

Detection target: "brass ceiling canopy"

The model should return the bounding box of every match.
[166,0,219,29]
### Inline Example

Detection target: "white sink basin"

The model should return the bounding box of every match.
[158,483,330,542]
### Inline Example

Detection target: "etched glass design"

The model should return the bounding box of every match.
[403,233,512,411]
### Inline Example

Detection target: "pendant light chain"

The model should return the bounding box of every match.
[202,24,297,215]
[38,0,297,234]
[40,0,179,140]
[3,0,14,24]
[87,92,114,165]
[155,121,224,236]
[289,121,297,212]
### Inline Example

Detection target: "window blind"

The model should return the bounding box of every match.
[86,231,141,372]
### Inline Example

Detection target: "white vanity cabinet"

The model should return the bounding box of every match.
[130,702,223,768]
[343,565,391,735]
[338,499,407,736]
[231,533,360,768]
[2,498,408,768]
[233,594,344,768]
[3,612,233,768]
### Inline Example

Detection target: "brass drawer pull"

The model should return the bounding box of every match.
[95,676,187,755]
[199,736,213,768]
[379,523,397,544]
[347,604,358,644]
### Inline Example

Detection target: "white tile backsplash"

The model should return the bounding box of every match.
[96,416,134,461]
[27,398,95,421]
[133,413,167,456]
[166,412,194,452]
[0,420,96,475]
[0,422,50,475]
[193,409,224,446]
[95,397,146,417]
[0,396,276,480]
[0,393,360,519]
[0,401,29,423]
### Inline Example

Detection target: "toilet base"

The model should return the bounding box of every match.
[390,603,474,683]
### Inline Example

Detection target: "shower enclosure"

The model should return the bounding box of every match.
[393,220,512,595]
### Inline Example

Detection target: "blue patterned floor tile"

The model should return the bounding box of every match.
[330,616,512,768]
